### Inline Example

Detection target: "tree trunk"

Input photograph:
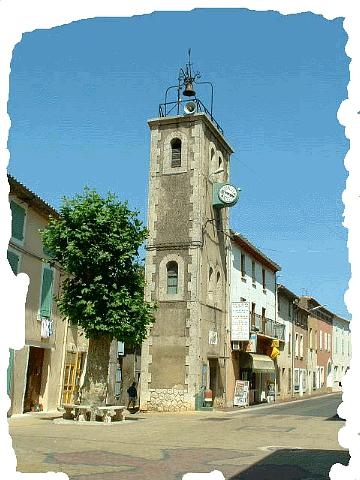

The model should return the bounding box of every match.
[106,339,118,405]
[80,335,111,406]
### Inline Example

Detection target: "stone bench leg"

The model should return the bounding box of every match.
[114,409,126,422]
[103,410,113,423]
[77,410,88,422]
[63,407,74,420]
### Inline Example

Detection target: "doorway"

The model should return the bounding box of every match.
[62,351,86,405]
[209,358,222,399]
[23,347,44,412]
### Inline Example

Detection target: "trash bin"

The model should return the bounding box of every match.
[195,387,213,411]
[204,389,213,407]
[195,386,205,411]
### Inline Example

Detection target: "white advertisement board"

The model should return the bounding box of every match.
[234,380,249,407]
[231,301,250,341]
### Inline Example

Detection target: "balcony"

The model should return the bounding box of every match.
[251,314,285,341]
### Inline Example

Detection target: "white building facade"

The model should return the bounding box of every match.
[229,232,284,404]
[332,315,351,391]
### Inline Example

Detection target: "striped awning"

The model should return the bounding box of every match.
[241,353,275,372]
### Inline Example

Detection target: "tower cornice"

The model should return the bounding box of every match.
[148,113,234,156]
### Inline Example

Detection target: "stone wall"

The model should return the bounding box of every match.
[146,388,192,412]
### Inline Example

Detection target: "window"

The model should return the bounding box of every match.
[302,369,307,392]
[251,260,256,285]
[7,249,20,274]
[319,331,323,350]
[295,333,299,358]
[251,302,255,326]
[288,334,292,355]
[294,368,300,392]
[288,368,292,393]
[210,147,215,171]
[320,366,325,386]
[40,265,54,318]
[10,200,26,242]
[262,268,266,290]
[299,334,304,358]
[166,261,178,294]
[208,267,214,302]
[171,138,181,167]
[324,332,327,351]
[309,328,313,350]
[215,271,221,305]
[241,253,245,277]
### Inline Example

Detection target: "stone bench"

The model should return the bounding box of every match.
[95,406,126,423]
[62,404,126,422]
[62,404,92,421]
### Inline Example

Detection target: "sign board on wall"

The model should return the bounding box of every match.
[234,380,249,407]
[231,301,250,341]
[209,330,218,345]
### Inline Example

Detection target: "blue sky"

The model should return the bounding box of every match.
[7,8,350,318]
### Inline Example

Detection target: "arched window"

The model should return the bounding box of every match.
[208,266,214,302]
[167,261,178,294]
[171,138,182,167]
[215,271,222,305]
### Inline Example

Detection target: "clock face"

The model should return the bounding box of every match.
[218,184,238,204]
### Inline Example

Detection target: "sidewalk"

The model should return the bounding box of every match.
[216,390,341,413]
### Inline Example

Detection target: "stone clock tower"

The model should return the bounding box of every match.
[140,54,238,411]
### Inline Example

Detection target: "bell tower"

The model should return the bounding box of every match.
[140,52,239,411]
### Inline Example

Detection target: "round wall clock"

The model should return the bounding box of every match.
[218,184,239,204]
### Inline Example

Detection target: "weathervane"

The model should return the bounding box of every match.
[178,49,201,97]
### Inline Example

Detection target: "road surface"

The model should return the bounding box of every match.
[9,393,349,479]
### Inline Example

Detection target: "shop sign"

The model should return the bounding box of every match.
[231,301,250,341]
[234,380,249,407]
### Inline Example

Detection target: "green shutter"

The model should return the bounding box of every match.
[40,267,54,317]
[7,250,20,274]
[7,349,15,396]
[10,200,26,241]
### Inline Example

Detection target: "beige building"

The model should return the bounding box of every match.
[277,286,310,399]
[7,175,88,414]
[140,61,238,411]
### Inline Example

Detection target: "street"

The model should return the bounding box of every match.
[9,393,348,479]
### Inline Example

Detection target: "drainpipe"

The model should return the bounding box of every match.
[224,238,232,407]
[291,302,296,398]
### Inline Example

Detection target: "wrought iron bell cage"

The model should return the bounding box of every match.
[158,50,223,134]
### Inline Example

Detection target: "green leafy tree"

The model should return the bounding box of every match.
[42,187,155,405]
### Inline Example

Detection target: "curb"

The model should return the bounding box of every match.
[217,392,341,414]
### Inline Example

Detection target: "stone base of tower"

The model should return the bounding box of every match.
[142,388,194,412]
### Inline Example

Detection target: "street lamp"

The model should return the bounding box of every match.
[308,305,327,313]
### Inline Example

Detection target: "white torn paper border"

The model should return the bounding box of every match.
[0,1,358,479]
